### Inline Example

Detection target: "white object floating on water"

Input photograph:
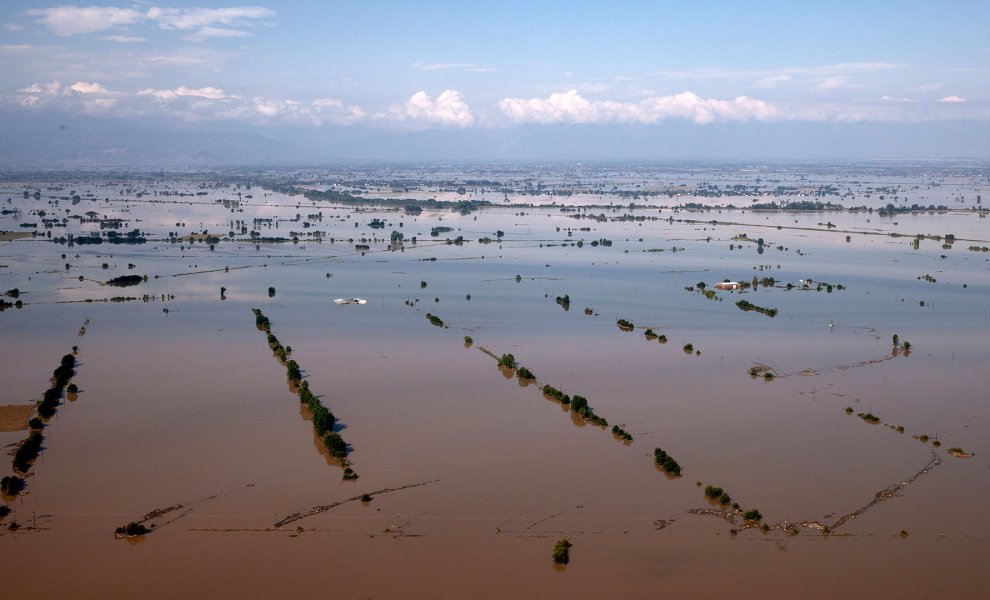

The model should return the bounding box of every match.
[333,298,367,305]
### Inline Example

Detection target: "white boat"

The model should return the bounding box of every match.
[333,298,367,305]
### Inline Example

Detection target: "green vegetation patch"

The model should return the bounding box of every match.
[735,300,778,317]
[654,448,681,476]
[552,538,572,565]
[115,522,151,537]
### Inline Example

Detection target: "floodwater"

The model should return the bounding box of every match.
[1,168,989,599]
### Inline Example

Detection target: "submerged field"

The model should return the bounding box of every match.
[1,166,989,598]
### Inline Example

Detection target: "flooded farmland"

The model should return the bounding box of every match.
[2,163,989,598]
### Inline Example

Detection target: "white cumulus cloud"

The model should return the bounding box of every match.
[70,81,112,94]
[498,90,777,125]
[939,95,967,103]
[253,98,281,117]
[384,90,474,127]
[19,81,62,96]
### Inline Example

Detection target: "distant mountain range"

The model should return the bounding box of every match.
[0,111,987,167]
[0,112,311,167]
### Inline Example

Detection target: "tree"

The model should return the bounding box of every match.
[552,539,572,565]
[311,404,335,437]
[654,448,682,475]
[323,432,347,458]
[115,522,151,536]
[286,360,301,382]
[743,508,763,521]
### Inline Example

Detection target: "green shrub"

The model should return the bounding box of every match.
[704,485,723,500]
[1,476,25,495]
[654,448,682,476]
[552,538,572,565]
[743,509,763,521]
[735,300,778,317]
[115,521,151,536]
[286,360,302,382]
[542,385,570,404]
[497,353,517,369]
[611,425,633,442]
[322,432,348,458]
[13,432,43,473]
[311,404,335,437]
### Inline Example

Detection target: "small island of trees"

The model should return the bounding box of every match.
[704,485,732,506]
[735,300,778,317]
[611,425,633,442]
[114,521,151,538]
[497,353,517,369]
[552,538,572,565]
[654,448,682,476]
[106,274,143,287]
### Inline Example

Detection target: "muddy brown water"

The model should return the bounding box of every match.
[1,176,988,598]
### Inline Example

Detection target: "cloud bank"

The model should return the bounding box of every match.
[27,5,274,39]
[7,81,986,128]
[498,90,778,125]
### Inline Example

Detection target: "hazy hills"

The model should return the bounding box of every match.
[0,111,987,167]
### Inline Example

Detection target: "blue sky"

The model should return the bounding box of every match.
[1,1,988,160]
